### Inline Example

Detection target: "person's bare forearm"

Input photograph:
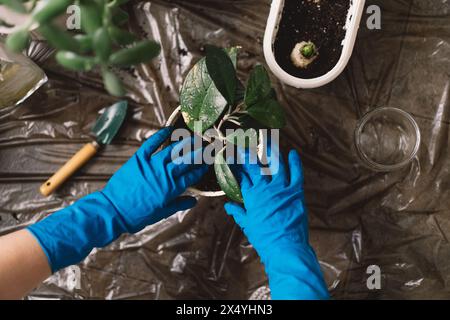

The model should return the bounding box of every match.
[0,229,51,299]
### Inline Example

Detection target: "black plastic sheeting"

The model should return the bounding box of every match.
[1,0,450,299]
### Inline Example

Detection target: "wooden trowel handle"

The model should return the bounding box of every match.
[40,142,99,197]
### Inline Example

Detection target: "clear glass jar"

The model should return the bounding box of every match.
[354,107,421,171]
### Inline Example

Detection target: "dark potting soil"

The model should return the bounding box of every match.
[197,165,222,192]
[274,0,350,79]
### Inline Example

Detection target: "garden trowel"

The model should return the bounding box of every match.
[40,100,128,197]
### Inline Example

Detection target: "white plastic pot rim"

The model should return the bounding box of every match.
[264,0,366,89]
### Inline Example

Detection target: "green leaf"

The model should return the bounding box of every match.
[93,27,112,62]
[38,24,79,52]
[80,1,103,34]
[225,128,258,148]
[108,26,136,46]
[109,40,160,67]
[238,114,266,131]
[180,47,238,134]
[32,0,72,25]
[301,43,316,58]
[247,99,286,129]
[109,0,130,7]
[205,45,237,106]
[74,34,93,53]
[56,51,96,71]
[102,69,125,97]
[214,150,243,203]
[5,29,29,52]
[235,80,245,103]
[225,46,238,65]
[245,65,272,107]
[111,7,129,26]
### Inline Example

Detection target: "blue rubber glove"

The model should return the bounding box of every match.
[225,147,329,300]
[28,127,208,273]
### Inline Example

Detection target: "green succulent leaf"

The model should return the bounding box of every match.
[225,128,258,148]
[5,29,29,52]
[32,0,72,25]
[80,1,103,34]
[38,24,79,52]
[111,7,129,26]
[247,99,286,129]
[245,65,272,107]
[214,150,243,203]
[93,27,112,62]
[74,34,93,53]
[108,0,130,7]
[56,51,96,71]
[102,69,125,97]
[108,26,136,46]
[301,43,316,58]
[180,47,238,134]
[205,45,237,106]
[109,40,160,67]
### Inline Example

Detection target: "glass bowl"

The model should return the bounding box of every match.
[354,107,421,171]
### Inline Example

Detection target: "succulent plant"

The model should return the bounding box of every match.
[1,0,160,97]
[291,41,318,68]
[300,42,316,59]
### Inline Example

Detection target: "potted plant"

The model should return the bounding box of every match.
[264,0,366,89]
[167,45,286,202]
[1,0,160,97]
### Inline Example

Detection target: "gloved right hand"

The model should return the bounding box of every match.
[28,127,208,273]
[225,147,329,300]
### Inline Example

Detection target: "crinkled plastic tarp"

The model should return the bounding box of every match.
[1,0,450,299]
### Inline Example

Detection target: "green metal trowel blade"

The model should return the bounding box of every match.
[91,100,128,145]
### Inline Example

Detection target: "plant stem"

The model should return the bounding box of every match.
[217,102,246,131]
[214,126,226,141]
[227,118,241,126]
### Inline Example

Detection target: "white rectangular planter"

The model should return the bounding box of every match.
[264,0,366,89]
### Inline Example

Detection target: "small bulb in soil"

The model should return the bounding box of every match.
[290,41,318,69]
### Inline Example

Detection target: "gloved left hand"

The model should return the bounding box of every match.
[28,127,208,273]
